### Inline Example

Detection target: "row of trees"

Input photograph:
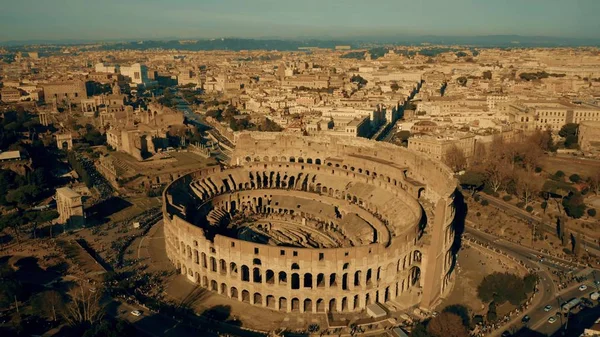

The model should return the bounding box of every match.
[456,128,597,218]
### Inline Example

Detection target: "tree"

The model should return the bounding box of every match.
[410,322,430,337]
[427,312,469,337]
[444,145,467,172]
[0,264,24,308]
[63,284,105,326]
[32,290,65,321]
[562,191,586,219]
[559,123,579,149]
[515,170,543,206]
[442,304,470,328]
[486,301,497,322]
[477,272,529,305]
[588,208,597,217]
[459,171,485,195]
[569,174,581,183]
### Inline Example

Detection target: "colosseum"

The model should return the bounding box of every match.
[162,132,460,314]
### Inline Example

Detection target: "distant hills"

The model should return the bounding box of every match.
[1,35,599,50]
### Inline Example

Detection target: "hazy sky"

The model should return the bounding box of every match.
[0,0,598,41]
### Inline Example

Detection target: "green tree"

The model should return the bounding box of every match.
[562,192,586,219]
[569,174,581,183]
[477,272,529,305]
[559,123,579,149]
[0,264,24,307]
[427,312,469,337]
[443,304,470,328]
[410,322,431,337]
[459,171,485,195]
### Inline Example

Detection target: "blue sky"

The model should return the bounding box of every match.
[0,0,598,41]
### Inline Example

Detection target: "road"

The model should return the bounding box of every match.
[465,224,599,336]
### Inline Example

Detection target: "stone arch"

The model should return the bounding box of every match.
[220,283,227,295]
[342,273,349,290]
[315,158,322,165]
[353,295,360,310]
[291,298,300,312]
[413,250,422,263]
[279,271,287,284]
[253,267,262,283]
[241,265,250,281]
[210,280,218,291]
[266,295,276,308]
[253,292,263,305]
[231,287,239,299]
[253,258,261,265]
[266,270,275,284]
[304,298,313,312]
[210,257,216,272]
[410,266,421,286]
[341,297,348,311]
[329,298,337,312]
[230,262,238,275]
[304,273,313,288]
[306,158,313,164]
[219,259,226,274]
[242,290,250,303]
[316,299,325,312]
[279,297,287,311]
[292,273,300,289]
[201,252,207,268]
[289,156,296,163]
[291,263,300,270]
[245,156,252,162]
[329,273,337,287]
[354,270,362,286]
[418,187,425,199]
[317,273,325,288]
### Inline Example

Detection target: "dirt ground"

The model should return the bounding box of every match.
[438,243,527,318]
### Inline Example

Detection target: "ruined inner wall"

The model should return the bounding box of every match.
[163,133,458,312]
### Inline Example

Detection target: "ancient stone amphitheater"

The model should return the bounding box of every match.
[163,133,459,313]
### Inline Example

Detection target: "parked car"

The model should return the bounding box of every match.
[522,315,531,324]
[579,284,588,291]
[130,310,142,317]
[548,316,557,324]
[544,305,552,312]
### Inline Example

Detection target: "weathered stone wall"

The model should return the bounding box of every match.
[162,134,458,313]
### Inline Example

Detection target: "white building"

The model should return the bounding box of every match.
[95,62,119,73]
[120,63,151,85]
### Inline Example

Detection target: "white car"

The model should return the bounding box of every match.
[130,310,142,317]
[548,316,557,324]
[544,305,552,312]
[579,284,588,291]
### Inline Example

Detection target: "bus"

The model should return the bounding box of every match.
[562,298,581,313]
